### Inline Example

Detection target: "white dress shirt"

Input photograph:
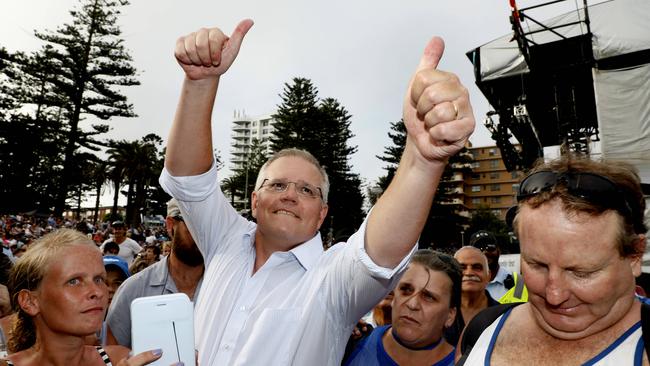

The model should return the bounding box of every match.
[160,163,415,365]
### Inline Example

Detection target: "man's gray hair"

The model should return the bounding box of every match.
[254,148,330,203]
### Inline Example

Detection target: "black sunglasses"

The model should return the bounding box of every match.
[173,216,184,222]
[516,171,634,217]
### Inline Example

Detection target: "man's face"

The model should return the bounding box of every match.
[144,248,156,261]
[106,267,126,306]
[391,264,456,348]
[455,248,490,294]
[517,199,643,340]
[251,156,328,250]
[113,226,126,240]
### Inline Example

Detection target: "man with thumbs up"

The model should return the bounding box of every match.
[159,20,475,365]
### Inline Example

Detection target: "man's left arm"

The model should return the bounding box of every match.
[366,36,475,268]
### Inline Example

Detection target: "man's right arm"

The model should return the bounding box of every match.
[165,21,253,176]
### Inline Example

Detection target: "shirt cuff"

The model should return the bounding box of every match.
[349,215,418,279]
[159,160,220,202]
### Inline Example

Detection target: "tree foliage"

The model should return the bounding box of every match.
[107,134,164,226]
[0,0,139,215]
[271,77,364,240]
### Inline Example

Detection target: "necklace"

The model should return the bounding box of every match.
[390,327,443,351]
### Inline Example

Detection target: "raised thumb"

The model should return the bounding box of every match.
[415,36,445,72]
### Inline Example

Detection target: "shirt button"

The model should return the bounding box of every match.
[224,344,231,350]
[240,306,247,311]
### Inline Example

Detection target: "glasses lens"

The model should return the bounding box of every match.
[518,171,557,199]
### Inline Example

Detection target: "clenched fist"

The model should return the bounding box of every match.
[175,19,254,80]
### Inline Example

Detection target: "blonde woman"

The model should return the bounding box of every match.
[2,229,177,366]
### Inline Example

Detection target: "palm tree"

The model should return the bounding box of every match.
[107,140,130,220]
[89,161,109,224]
[107,135,163,226]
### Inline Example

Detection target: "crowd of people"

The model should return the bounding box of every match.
[0,20,647,366]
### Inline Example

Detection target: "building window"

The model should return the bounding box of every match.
[472,198,481,204]
[491,184,500,191]
[471,150,479,159]
[262,128,269,135]
[471,173,480,180]
[471,162,481,169]
[491,196,501,204]
[488,148,497,156]
[471,186,481,192]
[252,121,257,127]
[492,209,502,216]
[489,160,499,169]
[490,172,499,179]
[511,171,519,179]
[512,183,520,192]
[262,120,269,127]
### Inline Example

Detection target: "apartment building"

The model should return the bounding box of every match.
[230,111,276,170]
[464,145,524,219]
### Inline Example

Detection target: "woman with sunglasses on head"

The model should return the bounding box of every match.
[457,156,649,365]
[344,250,461,366]
[1,229,180,366]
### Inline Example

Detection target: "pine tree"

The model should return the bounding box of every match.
[3,0,140,215]
[270,78,363,240]
[0,49,67,212]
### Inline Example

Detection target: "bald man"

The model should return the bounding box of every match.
[455,246,499,324]
[444,246,499,345]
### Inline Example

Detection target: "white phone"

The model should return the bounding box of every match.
[131,293,195,365]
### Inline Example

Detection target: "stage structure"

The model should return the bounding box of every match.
[467,0,650,187]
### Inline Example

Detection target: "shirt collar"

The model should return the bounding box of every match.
[289,233,324,271]
[149,256,170,286]
[246,225,324,271]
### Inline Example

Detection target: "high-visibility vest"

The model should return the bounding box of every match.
[499,271,528,303]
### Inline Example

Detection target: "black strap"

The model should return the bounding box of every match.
[457,303,522,366]
[641,302,650,362]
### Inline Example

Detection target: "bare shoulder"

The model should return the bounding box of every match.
[103,345,130,363]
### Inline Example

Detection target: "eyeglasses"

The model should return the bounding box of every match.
[260,178,323,199]
[517,171,633,217]
[173,216,184,222]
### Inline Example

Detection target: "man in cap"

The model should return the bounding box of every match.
[100,221,142,264]
[103,255,130,307]
[105,198,204,348]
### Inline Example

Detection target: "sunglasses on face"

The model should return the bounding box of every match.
[517,170,633,217]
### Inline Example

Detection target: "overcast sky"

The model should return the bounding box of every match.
[1,0,580,200]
